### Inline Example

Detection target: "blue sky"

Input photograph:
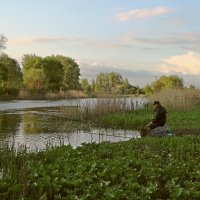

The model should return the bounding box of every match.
[1,0,200,86]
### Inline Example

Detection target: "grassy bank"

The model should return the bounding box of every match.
[60,89,200,134]
[1,136,200,199]
[97,109,200,133]
[61,99,200,134]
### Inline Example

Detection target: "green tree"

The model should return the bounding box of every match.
[80,79,91,93]
[55,55,81,90]
[152,75,183,92]
[22,54,45,91]
[143,84,153,96]
[95,72,110,93]
[0,54,22,98]
[42,56,64,91]
[0,63,8,87]
[22,54,43,72]
[23,68,46,90]
[94,72,131,94]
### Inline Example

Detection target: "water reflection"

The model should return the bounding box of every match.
[0,113,21,139]
[0,107,140,151]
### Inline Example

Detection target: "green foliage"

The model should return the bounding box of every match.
[55,55,81,90]
[93,72,139,95]
[97,108,200,133]
[0,54,22,99]
[23,68,46,90]
[22,54,43,71]
[42,56,64,91]
[98,109,153,130]
[143,84,153,96]
[152,75,184,93]
[22,54,81,93]
[80,78,91,93]
[1,136,200,199]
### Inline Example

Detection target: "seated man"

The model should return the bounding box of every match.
[148,101,167,130]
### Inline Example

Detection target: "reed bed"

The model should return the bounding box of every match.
[149,88,200,110]
[61,98,144,123]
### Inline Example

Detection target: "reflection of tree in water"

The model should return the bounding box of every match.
[23,112,89,135]
[23,113,66,134]
[0,113,21,139]
[23,113,46,134]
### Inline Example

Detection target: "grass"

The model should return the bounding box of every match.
[60,98,140,122]
[60,89,200,134]
[97,108,200,134]
[149,88,200,110]
[1,136,200,199]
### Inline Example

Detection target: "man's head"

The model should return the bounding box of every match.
[153,101,160,108]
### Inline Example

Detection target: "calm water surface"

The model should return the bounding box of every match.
[0,98,143,150]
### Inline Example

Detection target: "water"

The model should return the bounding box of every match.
[0,98,143,150]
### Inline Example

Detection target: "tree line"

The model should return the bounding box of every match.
[0,52,187,99]
[0,34,190,99]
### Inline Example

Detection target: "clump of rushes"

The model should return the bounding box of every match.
[149,88,200,111]
[1,136,200,199]
[61,98,145,123]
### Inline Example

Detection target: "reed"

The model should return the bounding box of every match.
[61,98,142,122]
[149,88,200,110]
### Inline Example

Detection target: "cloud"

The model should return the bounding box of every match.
[78,60,160,86]
[121,32,200,50]
[160,51,200,75]
[8,36,83,45]
[167,18,187,26]
[114,7,174,21]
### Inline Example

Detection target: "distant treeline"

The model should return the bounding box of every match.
[0,53,195,100]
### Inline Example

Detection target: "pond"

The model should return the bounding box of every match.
[0,98,144,151]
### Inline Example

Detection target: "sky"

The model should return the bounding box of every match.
[1,0,200,86]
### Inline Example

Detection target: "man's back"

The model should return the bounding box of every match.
[153,105,167,126]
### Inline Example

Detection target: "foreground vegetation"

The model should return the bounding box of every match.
[1,136,200,199]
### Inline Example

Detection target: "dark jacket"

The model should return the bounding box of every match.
[152,105,167,126]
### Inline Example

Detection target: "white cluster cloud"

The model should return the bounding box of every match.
[160,51,200,75]
[114,7,174,21]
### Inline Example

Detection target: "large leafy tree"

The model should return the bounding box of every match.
[23,68,46,90]
[22,55,64,91]
[22,54,45,90]
[80,79,91,93]
[152,75,184,92]
[94,72,125,94]
[55,55,81,90]
[42,56,64,91]
[0,54,22,98]
[22,54,43,72]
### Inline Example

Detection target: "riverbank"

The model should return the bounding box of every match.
[97,109,200,135]
[1,136,200,199]
[61,99,200,135]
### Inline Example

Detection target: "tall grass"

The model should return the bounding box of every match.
[61,98,143,123]
[149,88,200,110]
